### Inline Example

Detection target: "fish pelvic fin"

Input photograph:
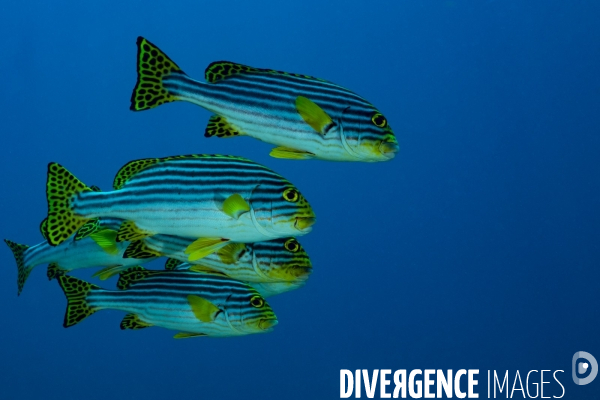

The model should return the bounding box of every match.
[57,275,100,328]
[130,36,183,111]
[46,162,93,246]
[4,239,31,296]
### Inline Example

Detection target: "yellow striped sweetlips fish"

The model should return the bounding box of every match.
[4,217,154,295]
[45,155,316,261]
[130,37,399,162]
[170,261,307,298]
[57,267,278,338]
[124,235,312,284]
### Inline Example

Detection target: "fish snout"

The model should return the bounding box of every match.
[258,318,279,331]
[379,140,399,159]
[295,217,316,233]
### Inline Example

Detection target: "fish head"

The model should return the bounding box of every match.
[236,291,278,334]
[249,183,316,238]
[253,238,313,282]
[340,106,399,162]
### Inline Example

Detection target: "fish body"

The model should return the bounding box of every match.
[57,268,278,337]
[173,262,307,298]
[133,235,311,283]
[130,37,399,162]
[4,218,151,295]
[45,155,316,249]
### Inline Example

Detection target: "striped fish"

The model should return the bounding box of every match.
[57,267,278,338]
[45,155,316,262]
[130,37,399,162]
[172,262,307,298]
[4,217,152,295]
[126,235,311,284]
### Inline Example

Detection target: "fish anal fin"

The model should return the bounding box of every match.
[165,258,184,270]
[205,115,245,138]
[270,147,315,160]
[120,313,153,330]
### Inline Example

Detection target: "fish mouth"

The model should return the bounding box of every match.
[295,217,316,232]
[379,141,399,159]
[258,318,279,331]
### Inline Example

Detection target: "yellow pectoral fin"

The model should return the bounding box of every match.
[295,96,333,134]
[184,238,230,261]
[216,242,246,264]
[270,147,315,160]
[89,229,120,255]
[223,193,250,219]
[187,295,220,323]
[173,332,208,339]
[92,265,129,280]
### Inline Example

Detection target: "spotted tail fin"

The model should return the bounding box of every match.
[57,275,101,328]
[4,239,31,296]
[130,37,184,111]
[46,162,93,246]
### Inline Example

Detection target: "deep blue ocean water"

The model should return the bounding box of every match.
[1,1,599,399]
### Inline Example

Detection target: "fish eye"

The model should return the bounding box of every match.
[282,188,299,202]
[371,113,387,128]
[284,238,300,253]
[250,295,265,308]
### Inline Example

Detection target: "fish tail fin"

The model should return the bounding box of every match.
[130,36,184,111]
[4,239,31,296]
[46,162,93,246]
[57,275,101,327]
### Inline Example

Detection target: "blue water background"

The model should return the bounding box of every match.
[0,1,599,398]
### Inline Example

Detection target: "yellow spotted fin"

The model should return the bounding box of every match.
[75,218,101,241]
[117,266,160,290]
[39,218,49,241]
[270,147,315,160]
[187,295,220,322]
[120,313,153,330]
[165,258,184,270]
[205,61,259,83]
[46,162,94,246]
[123,240,162,259]
[57,275,100,327]
[184,238,230,262]
[116,221,154,243]
[222,194,250,219]
[89,229,119,255]
[295,96,334,135]
[47,263,67,280]
[216,242,246,264]
[4,239,32,296]
[205,115,245,138]
[92,265,130,280]
[174,332,208,339]
[130,37,183,111]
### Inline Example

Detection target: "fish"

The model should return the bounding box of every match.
[129,37,399,162]
[4,217,153,295]
[44,155,316,261]
[56,266,278,338]
[171,262,307,298]
[125,235,312,284]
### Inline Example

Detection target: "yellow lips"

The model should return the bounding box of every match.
[295,217,316,232]
[379,140,399,159]
[258,318,279,330]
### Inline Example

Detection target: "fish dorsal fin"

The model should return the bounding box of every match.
[89,185,102,192]
[174,332,207,339]
[270,147,315,160]
[222,194,250,219]
[39,218,49,241]
[47,263,67,280]
[165,258,184,270]
[123,240,162,259]
[120,313,153,330]
[92,265,129,280]
[205,61,259,83]
[89,229,119,255]
[184,238,230,262]
[116,221,154,243]
[75,218,101,241]
[217,242,246,264]
[187,295,220,322]
[117,266,157,290]
[295,96,334,135]
[205,115,245,138]
[113,154,251,190]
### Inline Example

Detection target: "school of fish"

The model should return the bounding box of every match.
[5,37,397,338]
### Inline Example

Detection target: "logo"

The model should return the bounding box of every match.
[572,351,597,385]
